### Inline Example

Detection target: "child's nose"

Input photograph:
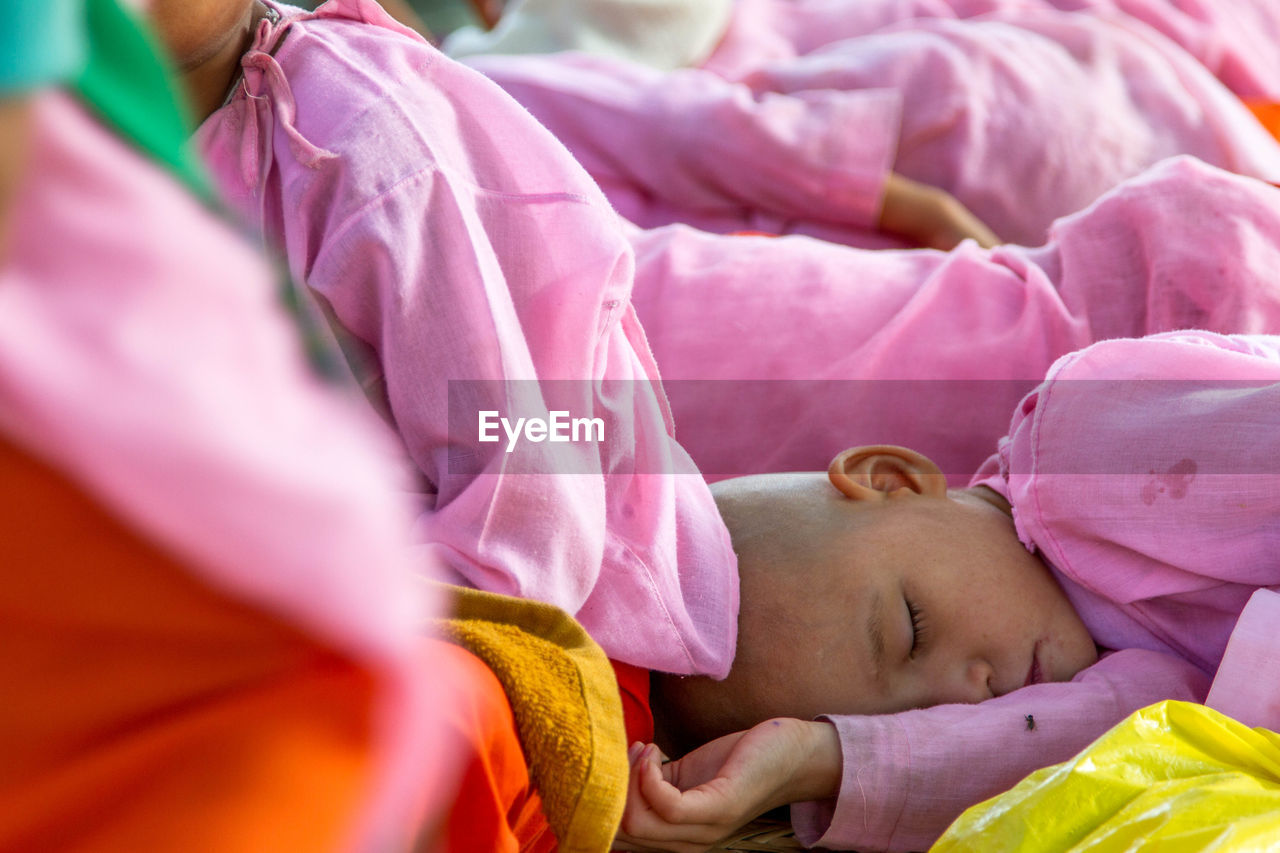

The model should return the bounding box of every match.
[923,657,995,706]
[962,657,996,701]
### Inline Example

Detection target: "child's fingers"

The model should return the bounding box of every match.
[618,744,669,844]
[622,746,728,846]
[638,747,740,832]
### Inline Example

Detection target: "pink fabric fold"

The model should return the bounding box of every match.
[709,0,1280,102]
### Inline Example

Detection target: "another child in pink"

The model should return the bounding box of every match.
[189,0,739,679]
[706,0,1280,102]
[624,329,1280,852]
[467,3,1280,249]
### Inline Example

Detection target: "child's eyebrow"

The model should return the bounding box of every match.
[866,589,886,681]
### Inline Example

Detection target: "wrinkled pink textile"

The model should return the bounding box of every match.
[195,0,739,677]
[471,5,1280,248]
[793,330,1280,851]
[0,92,435,846]
[465,51,902,247]
[709,0,1280,101]
[629,157,1280,483]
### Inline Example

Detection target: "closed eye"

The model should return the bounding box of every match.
[907,597,928,659]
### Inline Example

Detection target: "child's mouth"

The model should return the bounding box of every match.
[1024,645,1044,688]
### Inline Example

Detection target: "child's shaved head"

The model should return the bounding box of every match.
[653,447,1098,755]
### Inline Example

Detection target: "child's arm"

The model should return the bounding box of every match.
[464,52,903,235]
[614,648,1208,852]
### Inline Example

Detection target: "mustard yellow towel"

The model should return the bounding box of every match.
[430,584,628,853]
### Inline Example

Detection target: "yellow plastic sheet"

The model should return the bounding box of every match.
[932,701,1280,852]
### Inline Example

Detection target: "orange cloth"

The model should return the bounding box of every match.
[609,660,655,745]
[0,435,381,851]
[1245,100,1280,142]
[422,639,556,853]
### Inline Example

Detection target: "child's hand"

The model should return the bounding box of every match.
[613,718,841,852]
[879,172,1001,250]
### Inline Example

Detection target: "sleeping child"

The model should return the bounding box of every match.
[441,0,1280,105]
[621,328,1280,852]
[465,3,1280,249]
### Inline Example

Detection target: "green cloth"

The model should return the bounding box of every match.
[56,0,346,381]
[73,0,213,202]
[1,0,86,93]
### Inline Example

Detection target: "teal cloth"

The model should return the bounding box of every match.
[0,0,86,93]
[73,0,214,202]
[20,0,344,381]
[71,0,347,378]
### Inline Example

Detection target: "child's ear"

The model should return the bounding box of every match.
[827,445,947,501]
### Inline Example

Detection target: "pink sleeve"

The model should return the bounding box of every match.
[792,649,1210,852]
[465,52,901,232]
[304,155,737,680]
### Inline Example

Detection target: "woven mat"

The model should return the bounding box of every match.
[709,819,806,851]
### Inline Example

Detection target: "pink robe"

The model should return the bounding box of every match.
[468,4,1280,248]
[194,0,739,678]
[628,156,1280,483]
[0,91,435,847]
[792,329,1280,851]
[708,0,1280,102]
